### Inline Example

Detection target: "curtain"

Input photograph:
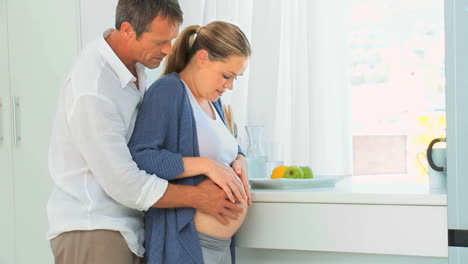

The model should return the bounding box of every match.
[178,0,352,176]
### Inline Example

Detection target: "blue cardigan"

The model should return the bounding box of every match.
[128,72,238,264]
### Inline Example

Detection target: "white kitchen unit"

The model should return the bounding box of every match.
[237,177,448,264]
[0,0,80,263]
[0,0,15,263]
[236,249,447,264]
[445,0,468,263]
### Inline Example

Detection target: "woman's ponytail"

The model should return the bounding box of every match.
[163,25,200,75]
[163,21,251,75]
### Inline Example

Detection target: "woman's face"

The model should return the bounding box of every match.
[195,52,248,102]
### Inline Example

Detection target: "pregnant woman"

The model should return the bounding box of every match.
[128,21,251,264]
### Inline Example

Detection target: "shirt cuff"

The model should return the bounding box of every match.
[136,176,169,211]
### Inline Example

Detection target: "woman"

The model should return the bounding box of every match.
[128,21,251,264]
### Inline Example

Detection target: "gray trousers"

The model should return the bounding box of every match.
[198,232,232,264]
[50,230,142,264]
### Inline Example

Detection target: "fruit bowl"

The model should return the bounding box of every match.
[249,176,347,189]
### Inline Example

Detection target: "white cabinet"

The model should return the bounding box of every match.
[0,0,80,263]
[0,1,15,263]
[449,247,468,264]
[445,0,468,262]
[237,202,447,257]
[238,185,449,263]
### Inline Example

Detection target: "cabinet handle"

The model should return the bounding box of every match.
[11,96,20,147]
[0,98,3,144]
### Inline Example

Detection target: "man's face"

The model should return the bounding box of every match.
[132,16,180,69]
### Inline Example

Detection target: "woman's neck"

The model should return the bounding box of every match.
[179,69,215,119]
[179,68,208,106]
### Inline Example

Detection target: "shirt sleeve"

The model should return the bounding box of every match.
[128,79,186,180]
[67,94,168,211]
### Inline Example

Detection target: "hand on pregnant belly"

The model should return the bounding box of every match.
[195,201,248,239]
[194,179,249,239]
[230,155,252,205]
[204,159,247,204]
[195,179,244,225]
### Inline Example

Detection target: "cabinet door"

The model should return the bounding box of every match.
[0,0,15,262]
[449,248,468,264]
[445,0,468,262]
[7,0,80,263]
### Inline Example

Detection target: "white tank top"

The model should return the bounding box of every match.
[183,82,238,165]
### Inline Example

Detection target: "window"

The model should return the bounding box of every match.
[349,0,446,182]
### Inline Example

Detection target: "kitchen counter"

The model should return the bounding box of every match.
[250,175,447,206]
[238,175,448,258]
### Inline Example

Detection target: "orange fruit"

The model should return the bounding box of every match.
[271,166,288,179]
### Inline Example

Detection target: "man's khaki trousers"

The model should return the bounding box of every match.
[50,230,142,264]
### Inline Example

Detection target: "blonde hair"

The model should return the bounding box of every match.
[163,21,251,75]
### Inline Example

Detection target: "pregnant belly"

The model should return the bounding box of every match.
[194,201,248,239]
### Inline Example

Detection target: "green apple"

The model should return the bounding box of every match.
[301,166,314,179]
[284,166,304,179]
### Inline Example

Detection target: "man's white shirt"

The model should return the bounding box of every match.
[47,29,168,257]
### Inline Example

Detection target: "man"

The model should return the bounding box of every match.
[47,1,248,263]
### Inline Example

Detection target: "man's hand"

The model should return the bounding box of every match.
[231,154,252,205]
[193,179,243,225]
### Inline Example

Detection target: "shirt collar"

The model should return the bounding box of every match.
[99,29,147,90]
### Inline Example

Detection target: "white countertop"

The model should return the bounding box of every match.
[250,175,447,206]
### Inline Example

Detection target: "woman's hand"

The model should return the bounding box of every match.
[204,158,247,204]
[231,154,252,205]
